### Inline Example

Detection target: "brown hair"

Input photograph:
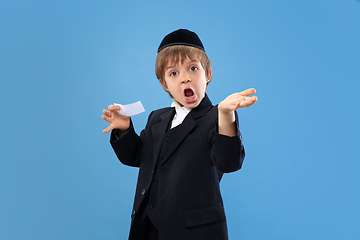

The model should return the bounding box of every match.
[155,45,212,97]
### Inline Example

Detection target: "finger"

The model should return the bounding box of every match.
[102,128,110,133]
[108,105,120,111]
[225,102,242,112]
[103,109,111,117]
[244,96,257,102]
[242,101,256,108]
[240,96,258,107]
[102,125,114,133]
[101,114,112,123]
[234,102,242,111]
[240,88,256,97]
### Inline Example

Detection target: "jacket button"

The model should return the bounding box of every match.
[165,137,169,143]
[152,182,158,187]
[148,205,153,210]
[132,210,136,216]
[141,189,146,195]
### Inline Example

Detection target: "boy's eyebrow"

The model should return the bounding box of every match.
[166,60,199,70]
[166,65,175,70]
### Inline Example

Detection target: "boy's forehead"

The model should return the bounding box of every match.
[165,55,199,67]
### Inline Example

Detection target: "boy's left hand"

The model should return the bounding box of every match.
[218,88,257,113]
[217,88,257,137]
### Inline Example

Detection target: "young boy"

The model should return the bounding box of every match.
[102,29,257,240]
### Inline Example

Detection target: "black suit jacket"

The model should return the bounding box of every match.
[110,95,245,240]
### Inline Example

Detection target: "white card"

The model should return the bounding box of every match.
[113,101,145,116]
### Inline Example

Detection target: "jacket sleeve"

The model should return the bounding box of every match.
[110,119,143,167]
[110,111,154,167]
[211,110,245,173]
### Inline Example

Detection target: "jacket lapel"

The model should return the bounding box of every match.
[158,94,214,166]
[151,108,175,166]
[160,115,196,165]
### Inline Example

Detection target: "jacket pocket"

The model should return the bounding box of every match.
[184,204,226,228]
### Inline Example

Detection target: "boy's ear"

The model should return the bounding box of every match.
[159,79,168,90]
[207,68,213,83]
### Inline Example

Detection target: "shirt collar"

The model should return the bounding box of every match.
[171,100,192,115]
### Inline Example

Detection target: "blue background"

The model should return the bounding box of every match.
[1,0,359,239]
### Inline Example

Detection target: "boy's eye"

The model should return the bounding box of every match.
[190,66,198,71]
[170,71,177,76]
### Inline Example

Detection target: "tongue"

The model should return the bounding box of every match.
[185,89,194,97]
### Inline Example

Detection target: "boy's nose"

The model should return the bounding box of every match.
[181,74,191,83]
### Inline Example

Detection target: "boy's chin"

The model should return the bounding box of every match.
[184,101,200,109]
[176,95,203,108]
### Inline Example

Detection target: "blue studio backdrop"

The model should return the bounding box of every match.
[1,0,359,239]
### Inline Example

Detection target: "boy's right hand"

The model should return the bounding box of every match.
[102,105,131,134]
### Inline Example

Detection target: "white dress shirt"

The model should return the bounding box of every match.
[170,100,192,129]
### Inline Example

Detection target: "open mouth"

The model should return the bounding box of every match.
[184,88,194,98]
[184,88,196,103]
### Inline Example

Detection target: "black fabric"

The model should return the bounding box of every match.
[157,29,205,53]
[143,216,158,240]
[184,204,226,228]
[138,124,182,231]
[110,95,245,240]
[130,215,158,240]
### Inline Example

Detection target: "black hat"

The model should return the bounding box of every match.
[157,29,205,53]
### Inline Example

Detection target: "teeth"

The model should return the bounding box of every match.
[184,89,194,97]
